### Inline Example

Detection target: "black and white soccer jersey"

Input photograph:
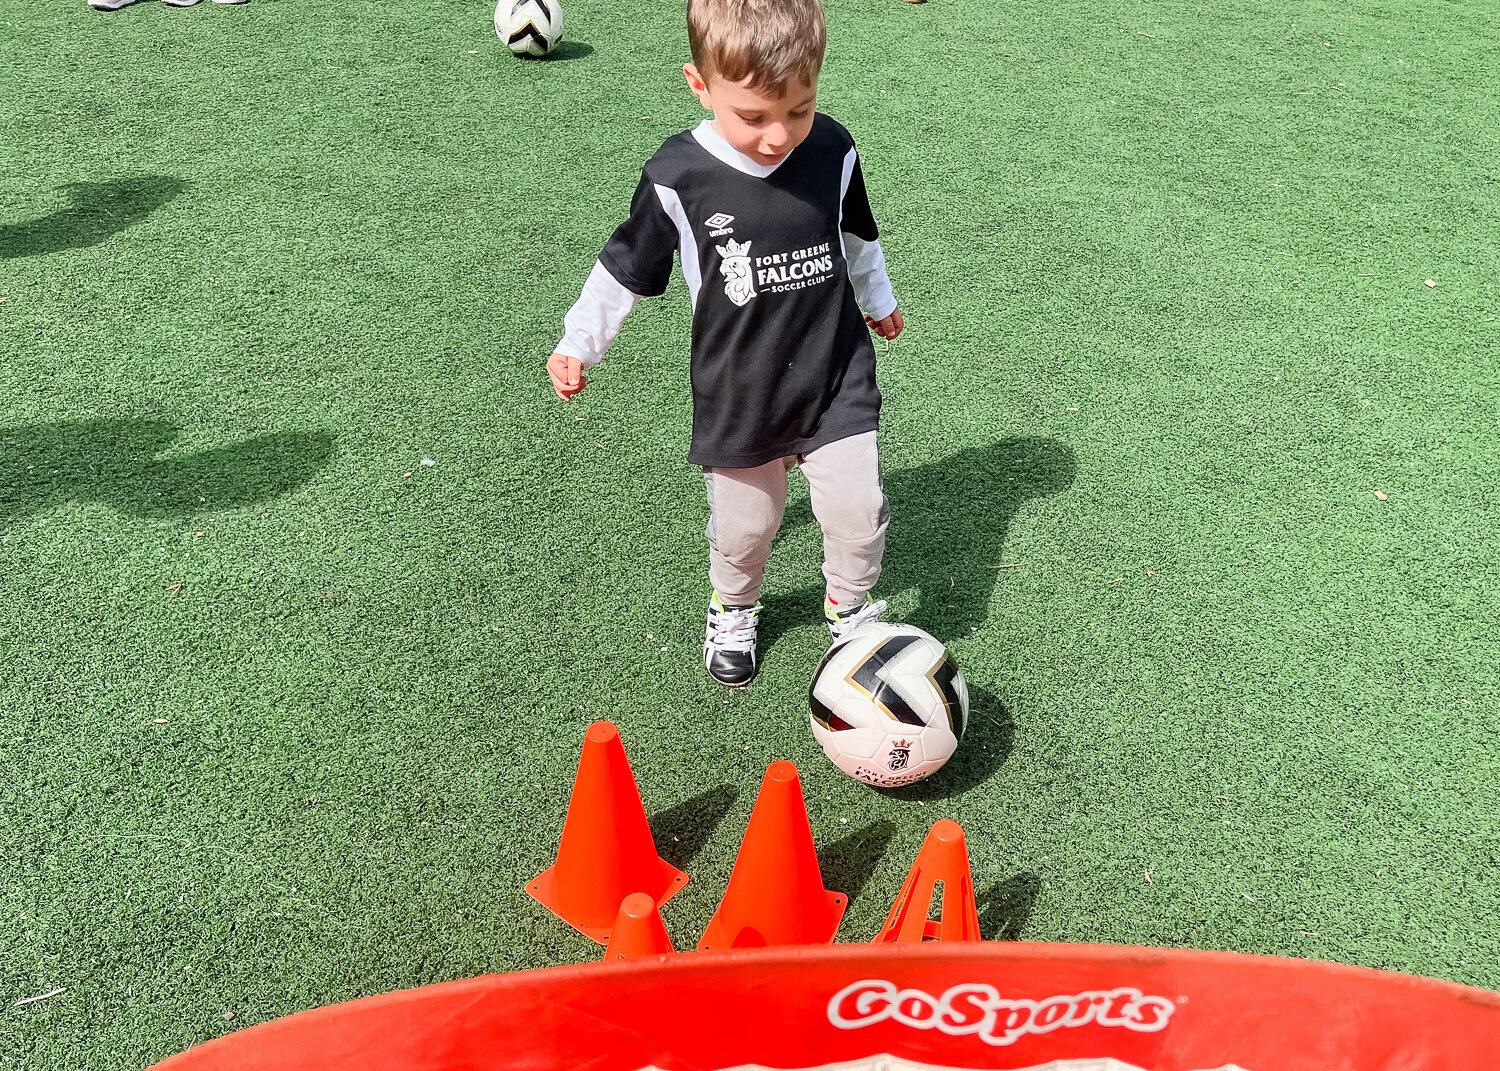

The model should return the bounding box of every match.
[556,114,897,470]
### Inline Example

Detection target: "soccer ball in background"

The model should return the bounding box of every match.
[809,623,969,787]
[497,0,563,58]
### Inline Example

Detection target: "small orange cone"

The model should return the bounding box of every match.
[603,892,674,960]
[698,761,846,950]
[526,721,688,943]
[873,818,981,943]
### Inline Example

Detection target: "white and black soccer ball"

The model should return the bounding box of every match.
[809,623,969,788]
[497,0,563,58]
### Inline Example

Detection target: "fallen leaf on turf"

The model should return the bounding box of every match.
[420,458,435,467]
[1144,869,1153,884]
[1109,577,1123,584]
[403,472,412,478]
[194,531,205,539]
[165,582,185,593]
[1301,930,1320,936]
[1373,490,1388,501]
[1425,279,1436,287]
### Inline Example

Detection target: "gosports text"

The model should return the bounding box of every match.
[826,979,1175,1047]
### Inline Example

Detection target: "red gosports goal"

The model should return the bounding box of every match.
[150,943,1500,1071]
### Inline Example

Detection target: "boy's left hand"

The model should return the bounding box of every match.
[865,308,903,341]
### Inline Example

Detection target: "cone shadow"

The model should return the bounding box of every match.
[978,870,1041,941]
[817,819,896,905]
[651,784,737,870]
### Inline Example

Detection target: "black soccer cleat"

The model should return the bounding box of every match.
[704,591,761,687]
[824,594,888,646]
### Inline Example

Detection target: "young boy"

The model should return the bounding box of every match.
[546,0,902,687]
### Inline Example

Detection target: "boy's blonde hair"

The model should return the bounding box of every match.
[688,0,826,95]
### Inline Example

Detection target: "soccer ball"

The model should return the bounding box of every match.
[809,623,969,787]
[497,0,563,58]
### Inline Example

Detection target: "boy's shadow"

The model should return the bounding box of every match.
[759,436,1073,799]
[1,418,335,529]
[878,436,1076,642]
[762,436,1077,648]
[0,176,188,259]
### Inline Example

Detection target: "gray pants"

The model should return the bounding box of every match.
[703,430,888,608]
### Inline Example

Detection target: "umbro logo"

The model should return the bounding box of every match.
[705,212,735,236]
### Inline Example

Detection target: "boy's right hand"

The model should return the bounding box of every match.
[547,353,587,401]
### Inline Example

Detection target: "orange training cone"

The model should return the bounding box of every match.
[872,818,981,943]
[603,892,675,960]
[698,761,846,950]
[526,721,688,943]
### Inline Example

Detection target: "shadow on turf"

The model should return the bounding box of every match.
[652,784,737,870]
[0,418,335,528]
[818,818,897,905]
[0,176,188,259]
[775,435,1077,645]
[877,685,1015,801]
[977,870,1041,940]
[540,41,594,61]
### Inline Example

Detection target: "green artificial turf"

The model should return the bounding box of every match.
[2,0,1498,1065]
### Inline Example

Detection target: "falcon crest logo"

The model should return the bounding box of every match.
[715,238,756,306]
[888,739,913,771]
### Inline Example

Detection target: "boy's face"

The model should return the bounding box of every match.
[684,64,818,167]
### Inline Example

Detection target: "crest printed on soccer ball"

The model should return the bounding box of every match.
[497,0,563,58]
[809,623,968,786]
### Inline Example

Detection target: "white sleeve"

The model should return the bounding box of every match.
[843,233,897,322]
[554,260,642,366]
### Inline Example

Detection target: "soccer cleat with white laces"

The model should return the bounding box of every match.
[704,591,761,687]
[824,594,888,646]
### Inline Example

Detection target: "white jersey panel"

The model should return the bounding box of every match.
[653,184,703,310]
[837,147,859,257]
